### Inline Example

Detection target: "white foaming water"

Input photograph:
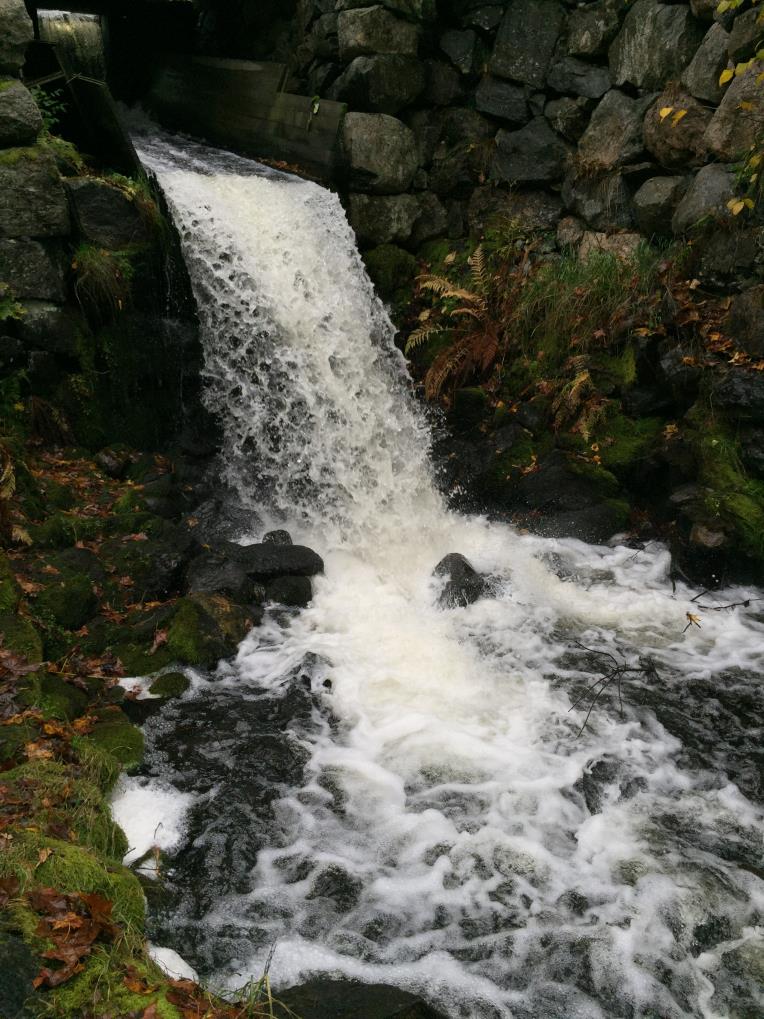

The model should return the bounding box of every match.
[133,132,764,1018]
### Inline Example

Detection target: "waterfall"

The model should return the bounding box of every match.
[123,130,764,1019]
[38,9,106,81]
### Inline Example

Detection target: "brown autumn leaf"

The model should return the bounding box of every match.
[0,875,20,907]
[37,847,54,867]
[25,741,54,761]
[15,576,44,595]
[142,1003,160,1019]
[41,564,61,576]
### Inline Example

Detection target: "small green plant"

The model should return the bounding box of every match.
[72,245,134,323]
[30,86,68,133]
[0,281,24,323]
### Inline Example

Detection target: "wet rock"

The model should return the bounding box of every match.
[566,0,626,57]
[422,59,461,106]
[576,90,653,171]
[582,756,621,813]
[671,163,734,235]
[690,522,728,549]
[99,528,196,602]
[726,286,764,357]
[681,23,730,104]
[348,192,420,245]
[491,117,571,185]
[88,706,144,771]
[342,112,419,194]
[336,0,436,21]
[0,0,34,75]
[0,930,40,1019]
[337,7,420,61]
[185,551,264,604]
[166,593,255,667]
[95,446,132,480]
[440,29,478,75]
[0,148,70,238]
[690,224,764,287]
[463,6,503,32]
[35,571,98,630]
[0,78,42,146]
[659,344,703,403]
[428,106,495,194]
[329,54,425,115]
[546,57,611,99]
[643,91,711,169]
[410,191,449,246]
[275,979,447,1019]
[265,575,313,608]
[66,177,150,249]
[148,672,190,699]
[727,7,761,63]
[562,171,632,231]
[364,243,417,297]
[705,65,764,162]
[609,0,705,91]
[14,301,84,356]
[711,369,764,423]
[263,529,293,545]
[0,239,64,302]
[219,540,324,580]
[475,75,528,123]
[433,552,491,608]
[633,176,688,237]
[489,0,566,89]
[544,96,592,142]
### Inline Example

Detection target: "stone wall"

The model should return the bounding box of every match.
[289,0,764,289]
[0,0,204,453]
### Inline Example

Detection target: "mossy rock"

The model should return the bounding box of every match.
[595,413,664,474]
[166,593,252,668]
[2,759,127,859]
[149,671,190,699]
[0,833,144,928]
[0,613,43,662]
[29,512,101,549]
[85,706,144,772]
[20,672,89,721]
[0,720,36,767]
[364,243,417,300]
[35,571,98,630]
[0,551,20,613]
[452,387,488,432]
[49,949,182,1019]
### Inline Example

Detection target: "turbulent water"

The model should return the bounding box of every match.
[120,132,764,1018]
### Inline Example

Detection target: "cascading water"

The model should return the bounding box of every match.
[117,130,764,1018]
[37,10,106,81]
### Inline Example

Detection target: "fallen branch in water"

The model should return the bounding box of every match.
[568,641,661,737]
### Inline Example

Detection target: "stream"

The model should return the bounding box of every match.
[113,131,764,1019]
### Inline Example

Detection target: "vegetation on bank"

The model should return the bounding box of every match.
[366,210,764,574]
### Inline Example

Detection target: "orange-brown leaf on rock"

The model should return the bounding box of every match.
[142,1004,161,1019]
[149,629,168,655]
[36,847,54,867]
[124,965,158,995]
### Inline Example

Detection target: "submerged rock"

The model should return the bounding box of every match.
[433,552,491,607]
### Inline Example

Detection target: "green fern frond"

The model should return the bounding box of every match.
[405,324,444,355]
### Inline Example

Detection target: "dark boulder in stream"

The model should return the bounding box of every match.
[275,979,447,1018]
[433,552,491,607]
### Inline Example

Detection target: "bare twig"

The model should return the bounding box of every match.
[568,643,660,737]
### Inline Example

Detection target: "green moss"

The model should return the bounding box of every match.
[49,949,182,1019]
[591,345,637,394]
[148,671,189,699]
[167,594,251,667]
[29,512,102,549]
[567,458,621,497]
[0,550,20,612]
[0,720,36,766]
[35,571,98,630]
[113,487,146,514]
[0,833,143,927]
[594,413,664,474]
[19,672,89,721]
[84,707,144,773]
[694,424,764,561]
[0,145,40,166]
[0,613,42,661]
[1,759,127,859]
[364,244,417,300]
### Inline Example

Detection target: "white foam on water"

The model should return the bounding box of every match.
[148,944,199,982]
[112,776,194,868]
[134,130,764,1018]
